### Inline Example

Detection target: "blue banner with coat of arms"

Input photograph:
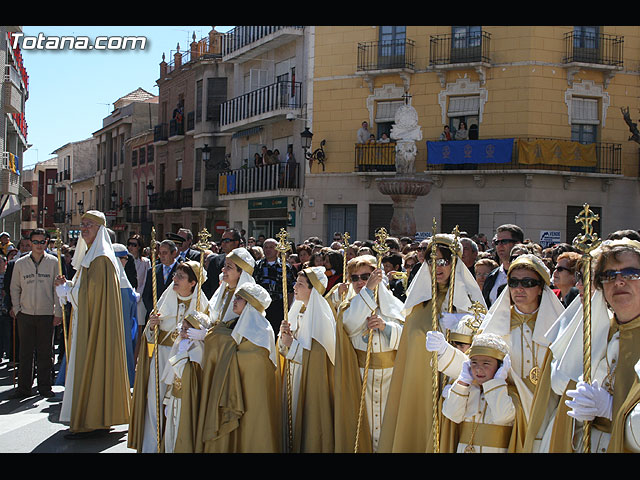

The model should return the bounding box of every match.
[427,138,514,165]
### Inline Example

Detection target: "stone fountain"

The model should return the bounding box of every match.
[375,98,432,237]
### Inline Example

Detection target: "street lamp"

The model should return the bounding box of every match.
[300,127,326,171]
[77,199,84,215]
[111,191,117,210]
[202,144,211,166]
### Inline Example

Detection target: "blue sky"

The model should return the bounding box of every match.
[19,26,233,169]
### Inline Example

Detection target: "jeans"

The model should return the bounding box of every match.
[16,313,54,393]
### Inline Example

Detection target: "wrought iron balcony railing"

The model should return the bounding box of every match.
[430,31,491,66]
[220,81,302,128]
[221,26,304,57]
[563,31,623,67]
[357,39,415,72]
[218,162,299,196]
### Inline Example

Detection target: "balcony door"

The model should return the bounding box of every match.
[378,26,406,69]
[573,26,600,63]
[451,26,482,63]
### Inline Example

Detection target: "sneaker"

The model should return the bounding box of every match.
[39,390,55,398]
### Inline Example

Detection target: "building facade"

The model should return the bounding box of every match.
[1,26,29,240]
[303,26,640,244]
[51,137,97,242]
[93,88,158,243]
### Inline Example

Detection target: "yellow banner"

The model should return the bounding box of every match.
[518,139,597,167]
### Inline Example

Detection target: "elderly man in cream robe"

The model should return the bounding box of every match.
[55,211,130,439]
[127,260,209,453]
[279,266,336,453]
[334,255,404,452]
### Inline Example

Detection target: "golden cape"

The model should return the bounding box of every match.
[195,321,281,453]
[170,359,203,453]
[378,288,447,453]
[278,338,335,453]
[333,298,373,453]
[70,256,131,432]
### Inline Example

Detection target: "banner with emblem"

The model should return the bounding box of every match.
[517,139,597,167]
[426,138,514,165]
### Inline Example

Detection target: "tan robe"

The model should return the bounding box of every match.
[377,284,448,452]
[195,320,281,453]
[63,256,131,433]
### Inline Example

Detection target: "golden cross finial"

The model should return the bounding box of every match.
[54,228,63,249]
[275,228,291,254]
[342,232,350,248]
[372,227,390,258]
[466,301,487,334]
[573,203,601,254]
[450,224,461,256]
[193,227,212,252]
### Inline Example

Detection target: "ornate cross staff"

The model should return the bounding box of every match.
[447,225,461,314]
[150,227,161,452]
[341,232,350,302]
[193,228,212,312]
[54,230,69,376]
[354,227,389,453]
[430,217,441,453]
[466,300,487,335]
[275,228,294,453]
[572,203,601,453]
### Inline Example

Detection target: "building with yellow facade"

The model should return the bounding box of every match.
[303,26,640,245]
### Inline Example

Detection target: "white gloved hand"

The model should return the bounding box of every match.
[425,330,448,356]
[494,354,511,381]
[457,359,474,386]
[187,327,207,342]
[56,283,70,305]
[178,338,192,353]
[565,380,613,421]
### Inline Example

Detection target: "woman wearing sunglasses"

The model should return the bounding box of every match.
[478,254,565,424]
[378,234,486,453]
[333,255,404,452]
[529,238,640,453]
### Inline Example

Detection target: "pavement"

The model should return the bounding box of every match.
[0,357,132,453]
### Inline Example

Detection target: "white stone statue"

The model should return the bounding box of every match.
[390,101,422,174]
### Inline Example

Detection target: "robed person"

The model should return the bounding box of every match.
[55,211,130,439]
[195,283,281,452]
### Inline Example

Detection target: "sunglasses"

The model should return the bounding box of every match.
[350,273,371,283]
[31,239,47,245]
[221,238,234,243]
[508,277,543,289]
[426,258,451,267]
[494,239,516,246]
[598,268,640,284]
[554,266,573,274]
[128,242,139,247]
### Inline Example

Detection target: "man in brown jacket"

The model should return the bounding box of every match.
[9,228,61,399]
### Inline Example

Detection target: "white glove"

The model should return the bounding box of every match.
[494,354,511,381]
[178,338,192,353]
[565,380,613,422]
[425,330,448,356]
[56,283,70,305]
[457,359,474,385]
[187,327,207,342]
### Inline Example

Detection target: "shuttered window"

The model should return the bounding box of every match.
[571,97,599,125]
[448,95,480,117]
[441,204,479,237]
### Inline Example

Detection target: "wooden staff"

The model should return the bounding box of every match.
[572,203,601,454]
[54,230,69,375]
[341,232,350,302]
[430,218,440,453]
[193,228,212,312]
[150,227,161,452]
[354,227,389,453]
[275,228,293,453]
